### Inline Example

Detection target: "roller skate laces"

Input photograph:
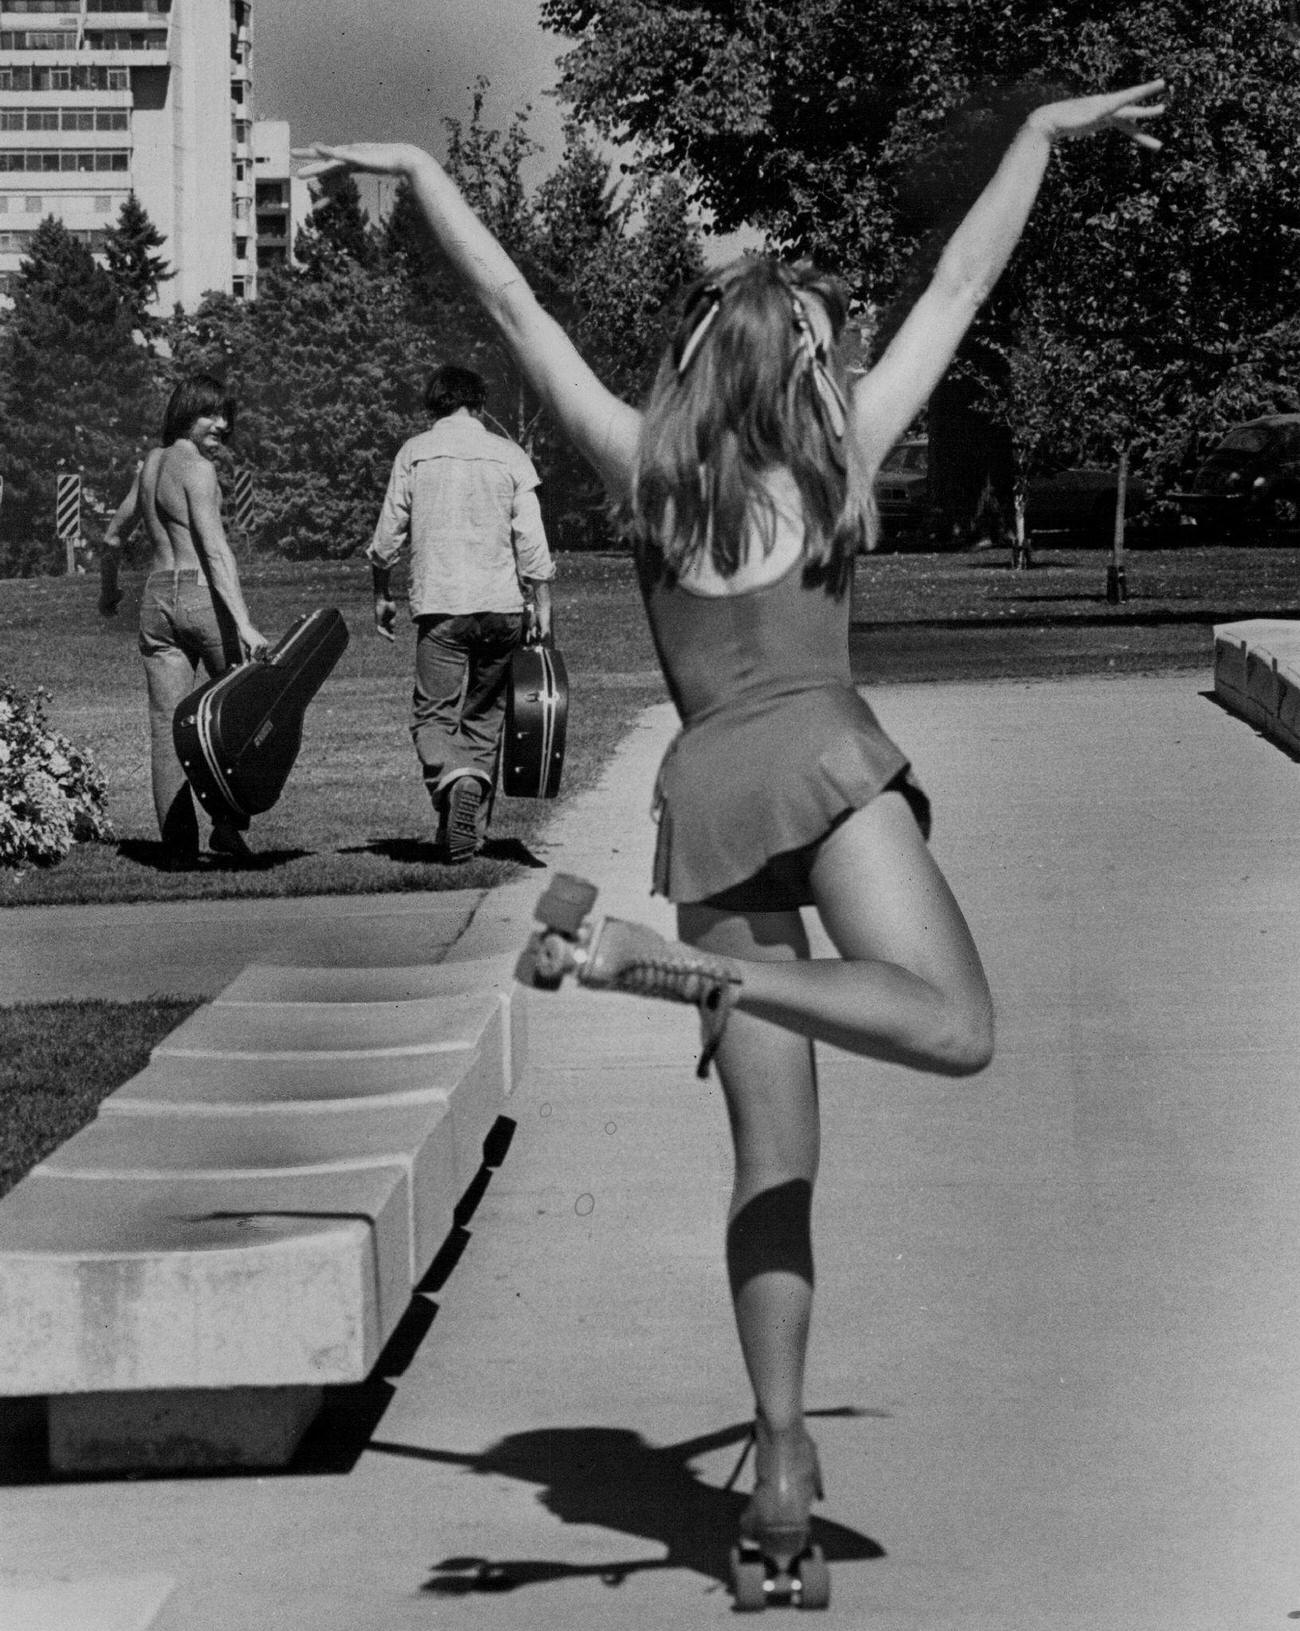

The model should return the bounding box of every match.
[516,874,743,1078]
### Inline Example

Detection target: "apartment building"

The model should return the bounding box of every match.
[0,0,300,306]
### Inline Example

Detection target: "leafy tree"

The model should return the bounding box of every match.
[102,192,172,338]
[544,0,1300,527]
[529,136,705,543]
[0,217,156,573]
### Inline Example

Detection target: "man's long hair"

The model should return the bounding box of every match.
[162,374,233,445]
[630,258,873,594]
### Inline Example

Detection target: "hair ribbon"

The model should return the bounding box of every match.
[790,292,849,444]
[675,283,723,377]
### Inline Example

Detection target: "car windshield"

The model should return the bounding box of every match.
[880,443,928,474]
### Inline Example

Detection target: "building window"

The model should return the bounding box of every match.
[84,29,167,49]
[0,31,78,49]
[25,196,43,213]
[0,152,132,174]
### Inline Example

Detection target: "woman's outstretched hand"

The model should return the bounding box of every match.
[292,141,428,181]
[1027,80,1167,150]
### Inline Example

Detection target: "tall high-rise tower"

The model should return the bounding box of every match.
[0,0,280,306]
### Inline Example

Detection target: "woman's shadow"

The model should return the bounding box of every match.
[368,1408,884,1596]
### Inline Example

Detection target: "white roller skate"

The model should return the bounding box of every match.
[516,873,743,1078]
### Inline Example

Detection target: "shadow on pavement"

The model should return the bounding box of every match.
[363,1407,885,1595]
[116,838,311,873]
[341,836,545,868]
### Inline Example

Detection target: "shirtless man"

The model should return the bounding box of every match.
[101,373,267,866]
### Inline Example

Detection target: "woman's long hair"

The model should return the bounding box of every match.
[630,257,874,594]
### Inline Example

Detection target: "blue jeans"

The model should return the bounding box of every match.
[411,611,525,798]
[138,570,239,851]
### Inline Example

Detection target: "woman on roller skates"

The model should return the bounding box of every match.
[297,77,1163,1608]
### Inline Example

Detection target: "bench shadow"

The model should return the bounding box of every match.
[363,1407,885,1596]
[1200,687,1300,761]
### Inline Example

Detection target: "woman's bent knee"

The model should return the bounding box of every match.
[936,995,995,1076]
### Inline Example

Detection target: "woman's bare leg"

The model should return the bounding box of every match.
[682,791,995,1077]
[681,906,819,1435]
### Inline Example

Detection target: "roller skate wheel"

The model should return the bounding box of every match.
[729,1545,769,1612]
[514,935,557,990]
[795,1544,830,1609]
[534,872,598,935]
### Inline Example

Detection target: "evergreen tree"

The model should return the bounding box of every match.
[103,192,172,337]
[0,217,156,573]
[296,172,379,279]
[167,261,438,558]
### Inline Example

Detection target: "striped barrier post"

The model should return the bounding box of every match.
[56,473,82,575]
[232,468,255,536]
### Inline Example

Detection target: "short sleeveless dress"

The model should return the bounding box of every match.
[640,554,931,911]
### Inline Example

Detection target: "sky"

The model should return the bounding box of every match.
[255,0,574,197]
[253,0,754,255]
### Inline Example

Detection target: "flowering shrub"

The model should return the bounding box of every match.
[0,680,113,867]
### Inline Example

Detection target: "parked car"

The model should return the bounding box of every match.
[1025,464,1151,542]
[1174,415,1300,539]
[872,438,932,539]
[872,439,1150,547]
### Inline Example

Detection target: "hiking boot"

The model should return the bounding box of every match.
[440,770,491,863]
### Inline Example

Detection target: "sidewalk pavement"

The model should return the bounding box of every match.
[2,670,1298,1631]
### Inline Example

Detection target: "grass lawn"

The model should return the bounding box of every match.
[0,998,201,1198]
[3,541,1297,908]
[0,552,666,907]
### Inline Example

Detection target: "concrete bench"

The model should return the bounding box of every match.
[0,955,524,1474]
[1214,619,1300,755]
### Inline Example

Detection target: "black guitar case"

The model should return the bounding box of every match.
[501,638,568,799]
[173,607,349,825]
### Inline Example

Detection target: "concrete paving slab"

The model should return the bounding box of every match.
[3,671,1298,1631]
[0,891,480,1004]
[0,1571,175,1631]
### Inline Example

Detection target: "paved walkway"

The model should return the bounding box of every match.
[2,672,1298,1631]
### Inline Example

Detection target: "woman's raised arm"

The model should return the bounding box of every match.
[852,80,1166,475]
[294,142,642,496]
